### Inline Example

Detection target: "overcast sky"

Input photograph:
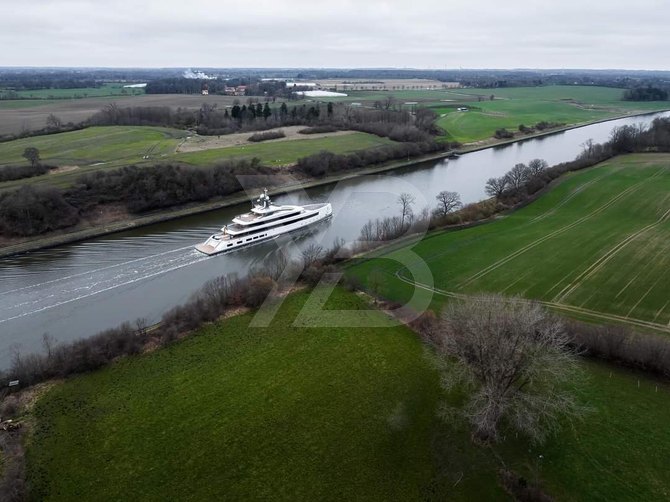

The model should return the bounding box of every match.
[2,0,668,69]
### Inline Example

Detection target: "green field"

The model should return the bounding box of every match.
[0,82,145,100]
[26,289,500,501]
[0,126,187,168]
[348,154,670,332]
[173,132,393,167]
[433,86,669,143]
[26,288,670,500]
[0,126,392,190]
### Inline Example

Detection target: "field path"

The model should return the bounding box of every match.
[395,270,670,334]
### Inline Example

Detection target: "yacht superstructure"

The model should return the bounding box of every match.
[195,189,332,255]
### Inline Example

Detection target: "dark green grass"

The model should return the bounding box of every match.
[26,288,670,500]
[347,154,670,326]
[26,289,502,501]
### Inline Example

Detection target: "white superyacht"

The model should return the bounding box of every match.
[195,189,332,255]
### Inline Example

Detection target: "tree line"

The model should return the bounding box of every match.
[88,101,440,141]
[0,159,272,237]
[296,140,446,178]
[485,117,670,205]
[623,86,668,101]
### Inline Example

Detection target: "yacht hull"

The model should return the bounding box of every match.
[195,203,332,256]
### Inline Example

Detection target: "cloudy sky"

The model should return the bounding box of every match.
[2,0,668,69]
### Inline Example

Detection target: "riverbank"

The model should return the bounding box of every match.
[1,109,667,259]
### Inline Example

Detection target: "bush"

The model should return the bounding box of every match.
[248,130,286,142]
[296,140,446,178]
[566,320,670,377]
[244,277,275,308]
[69,159,272,214]
[0,163,53,182]
[298,125,339,134]
[494,128,514,139]
[0,185,80,237]
[0,395,20,419]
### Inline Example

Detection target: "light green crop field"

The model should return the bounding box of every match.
[0,126,188,190]
[1,82,145,100]
[434,86,669,143]
[0,126,187,167]
[347,154,670,332]
[26,288,670,500]
[172,132,394,167]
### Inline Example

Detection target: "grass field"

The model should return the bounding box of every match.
[433,86,669,143]
[347,154,670,331]
[0,126,391,190]
[0,94,279,136]
[0,126,187,168]
[26,289,502,501]
[173,132,393,166]
[25,288,670,500]
[1,83,145,100]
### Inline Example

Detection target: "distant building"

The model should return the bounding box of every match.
[201,83,209,95]
[224,86,247,96]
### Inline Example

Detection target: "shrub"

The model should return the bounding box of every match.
[298,125,339,134]
[0,163,53,182]
[244,277,275,307]
[0,185,80,237]
[248,130,286,142]
[494,128,514,139]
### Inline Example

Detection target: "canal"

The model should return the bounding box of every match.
[0,112,667,367]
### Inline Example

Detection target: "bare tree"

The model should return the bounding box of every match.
[22,147,40,168]
[485,176,508,199]
[434,294,582,444]
[505,163,530,192]
[397,192,416,228]
[301,243,324,268]
[42,334,56,361]
[527,158,549,178]
[45,114,62,130]
[383,95,397,110]
[135,318,149,338]
[434,191,462,217]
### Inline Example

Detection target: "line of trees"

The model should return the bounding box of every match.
[484,116,670,206]
[88,101,441,141]
[0,159,272,237]
[623,86,668,101]
[296,140,447,178]
[68,160,273,214]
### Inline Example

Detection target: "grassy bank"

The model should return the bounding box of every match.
[26,288,500,501]
[25,287,670,500]
[347,153,670,329]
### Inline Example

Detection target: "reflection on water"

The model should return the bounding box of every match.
[0,111,667,367]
